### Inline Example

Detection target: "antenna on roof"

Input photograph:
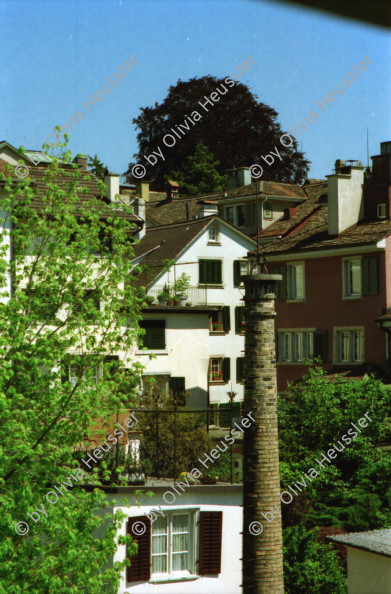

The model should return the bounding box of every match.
[367,127,369,168]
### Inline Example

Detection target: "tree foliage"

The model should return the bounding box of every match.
[278,366,391,532]
[283,525,347,594]
[168,143,227,196]
[87,153,109,180]
[0,140,143,592]
[138,391,212,478]
[127,75,310,189]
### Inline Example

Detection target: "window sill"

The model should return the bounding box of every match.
[286,298,305,303]
[278,361,313,366]
[198,284,224,289]
[210,330,226,335]
[136,350,168,355]
[209,380,226,385]
[149,574,199,584]
[342,295,362,300]
[334,361,363,365]
[207,241,221,246]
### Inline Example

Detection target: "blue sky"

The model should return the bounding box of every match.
[1,0,390,180]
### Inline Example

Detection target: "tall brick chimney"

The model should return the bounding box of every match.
[242,273,284,594]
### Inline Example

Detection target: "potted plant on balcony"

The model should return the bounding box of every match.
[173,273,191,306]
[200,469,219,484]
[212,321,223,332]
[145,295,155,305]
[157,284,169,305]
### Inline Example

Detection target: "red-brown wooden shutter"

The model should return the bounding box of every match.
[198,511,223,575]
[127,516,151,583]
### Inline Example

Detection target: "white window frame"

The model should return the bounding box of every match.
[278,329,315,364]
[287,262,305,301]
[150,510,197,579]
[208,225,219,243]
[209,357,224,382]
[68,359,103,387]
[334,327,364,364]
[377,203,386,219]
[343,257,362,299]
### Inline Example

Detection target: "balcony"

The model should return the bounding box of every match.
[146,285,218,306]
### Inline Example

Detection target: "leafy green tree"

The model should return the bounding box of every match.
[278,365,391,532]
[0,137,143,592]
[127,75,310,189]
[88,153,109,180]
[168,144,227,196]
[283,525,347,593]
[138,391,212,478]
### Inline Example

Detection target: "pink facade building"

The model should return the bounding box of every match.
[254,141,391,390]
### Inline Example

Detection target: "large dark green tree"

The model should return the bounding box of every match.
[127,75,310,189]
[168,143,227,195]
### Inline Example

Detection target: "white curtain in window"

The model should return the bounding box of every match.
[152,517,168,574]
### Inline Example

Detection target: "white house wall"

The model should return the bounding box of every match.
[135,312,210,408]
[146,221,254,406]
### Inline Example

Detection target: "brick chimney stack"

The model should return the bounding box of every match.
[242,273,284,594]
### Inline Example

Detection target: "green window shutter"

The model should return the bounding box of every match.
[313,330,327,362]
[213,260,222,284]
[140,320,165,349]
[233,260,241,287]
[222,358,230,383]
[275,332,279,362]
[235,306,244,333]
[200,260,222,284]
[222,306,231,332]
[274,265,287,300]
[362,257,378,295]
[245,203,255,225]
[199,260,207,284]
[236,357,244,382]
[169,376,185,392]
[217,205,224,217]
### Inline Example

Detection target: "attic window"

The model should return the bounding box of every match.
[377,203,386,219]
[208,225,219,243]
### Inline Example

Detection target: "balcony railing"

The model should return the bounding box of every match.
[146,285,211,306]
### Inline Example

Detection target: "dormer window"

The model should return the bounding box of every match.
[377,203,386,219]
[208,225,219,243]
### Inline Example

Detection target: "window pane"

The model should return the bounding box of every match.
[173,533,188,552]
[152,555,167,574]
[172,514,188,533]
[350,261,361,295]
[152,535,167,554]
[295,265,304,298]
[152,516,167,534]
[172,553,188,571]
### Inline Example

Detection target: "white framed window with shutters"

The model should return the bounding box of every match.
[127,510,223,583]
[287,262,305,301]
[334,327,364,364]
[342,256,378,298]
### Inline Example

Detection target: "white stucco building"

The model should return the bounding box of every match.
[328,529,391,594]
[101,482,242,594]
[131,214,256,412]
